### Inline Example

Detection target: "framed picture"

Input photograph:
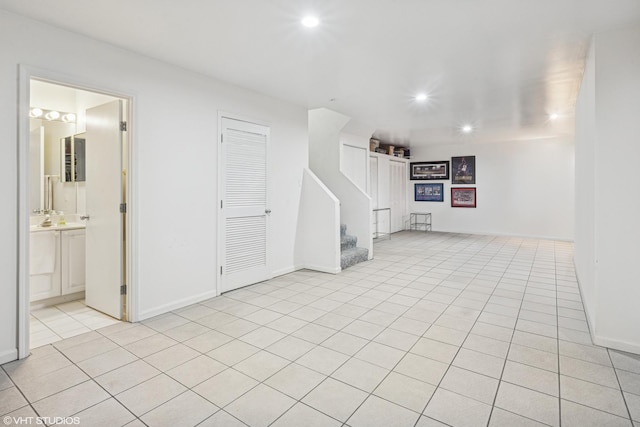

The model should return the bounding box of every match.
[451,187,476,208]
[415,183,444,202]
[451,156,476,184]
[410,161,450,180]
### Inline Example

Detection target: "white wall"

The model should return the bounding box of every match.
[309,108,372,260]
[408,138,575,240]
[0,10,308,362]
[574,39,597,331]
[575,25,640,354]
[340,133,369,192]
[295,169,341,273]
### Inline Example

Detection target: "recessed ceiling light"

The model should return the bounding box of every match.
[550,113,559,120]
[415,93,428,102]
[462,125,473,133]
[301,15,319,28]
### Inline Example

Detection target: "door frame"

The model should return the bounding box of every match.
[17,65,137,359]
[216,111,272,296]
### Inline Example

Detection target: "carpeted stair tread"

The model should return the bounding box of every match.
[341,234,358,251]
[341,247,369,270]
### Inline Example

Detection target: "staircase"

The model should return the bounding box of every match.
[340,224,369,270]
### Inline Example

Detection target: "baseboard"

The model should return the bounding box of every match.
[428,228,574,242]
[0,348,18,365]
[592,335,640,355]
[574,259,640,355]
[573,264,597,345]
[271,265,302,277]
[138,289,219,321]
[303,264,341,275]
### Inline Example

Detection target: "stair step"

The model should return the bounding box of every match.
[341,247,369,270]
[340,224,347,237]
[341,234,357,251]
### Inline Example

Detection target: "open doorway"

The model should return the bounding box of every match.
[18,72,133,357]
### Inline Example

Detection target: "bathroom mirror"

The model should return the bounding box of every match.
[29,117,78,213]
[61,133,86,182]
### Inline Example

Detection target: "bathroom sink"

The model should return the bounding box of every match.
[30,222,85,231]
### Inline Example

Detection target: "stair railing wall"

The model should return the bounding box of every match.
[308,108,373,262]
[295,169,341,273]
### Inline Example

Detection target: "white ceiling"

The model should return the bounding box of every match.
[2,0,640,147]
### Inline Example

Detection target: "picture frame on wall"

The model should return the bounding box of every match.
[451,187,476,208]
[410,161,450,180]
[451,156,476,184]
[415,183,444,202]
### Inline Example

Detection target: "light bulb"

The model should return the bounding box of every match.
[45,111,60,120]
[62,113,76,122]
[462,125,473,133]
[415,93,428,102]
[301,15,319,28]
[30,108,43,118]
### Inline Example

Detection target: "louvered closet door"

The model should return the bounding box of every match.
[220,117,271,293]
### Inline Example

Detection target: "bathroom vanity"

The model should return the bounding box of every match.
[30,221,86,303]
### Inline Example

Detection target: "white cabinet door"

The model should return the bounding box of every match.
[30,231,61,302]
[389,160,407,232]
[61,229,86,295]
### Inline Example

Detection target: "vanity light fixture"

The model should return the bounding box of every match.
[301,15,320,28]
[45,110,60,121]
[30,108,76,123]
[415,93,428,102]
[461,124,473,133]
[61,113,76,123]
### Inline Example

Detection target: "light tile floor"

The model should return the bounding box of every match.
[31,301,121,348]
[3,231,640,426]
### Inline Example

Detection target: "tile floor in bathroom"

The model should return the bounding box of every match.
[31,301,121,349]
[2,231,640,426]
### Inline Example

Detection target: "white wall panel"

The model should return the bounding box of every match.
[0,10,308,361]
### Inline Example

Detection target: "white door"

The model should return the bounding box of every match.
[84,100,123,319]
[219,117,271,293]
[389,160,407,233]
[369,156,379,237]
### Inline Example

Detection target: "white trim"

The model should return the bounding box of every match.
[420,229,574,242]
[138,290,219,321]
[592,335,640,355]
[302,265,341,275]
[271,266,302,277]
[18,66,30,360]
[0,349,18,365]
[574,260,640,354]
[17,65,137,358]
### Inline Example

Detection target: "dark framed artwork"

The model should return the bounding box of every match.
[451,156,476,184]
[410,161,450,180]
[415,183,444,202]
[451,187,476,208]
